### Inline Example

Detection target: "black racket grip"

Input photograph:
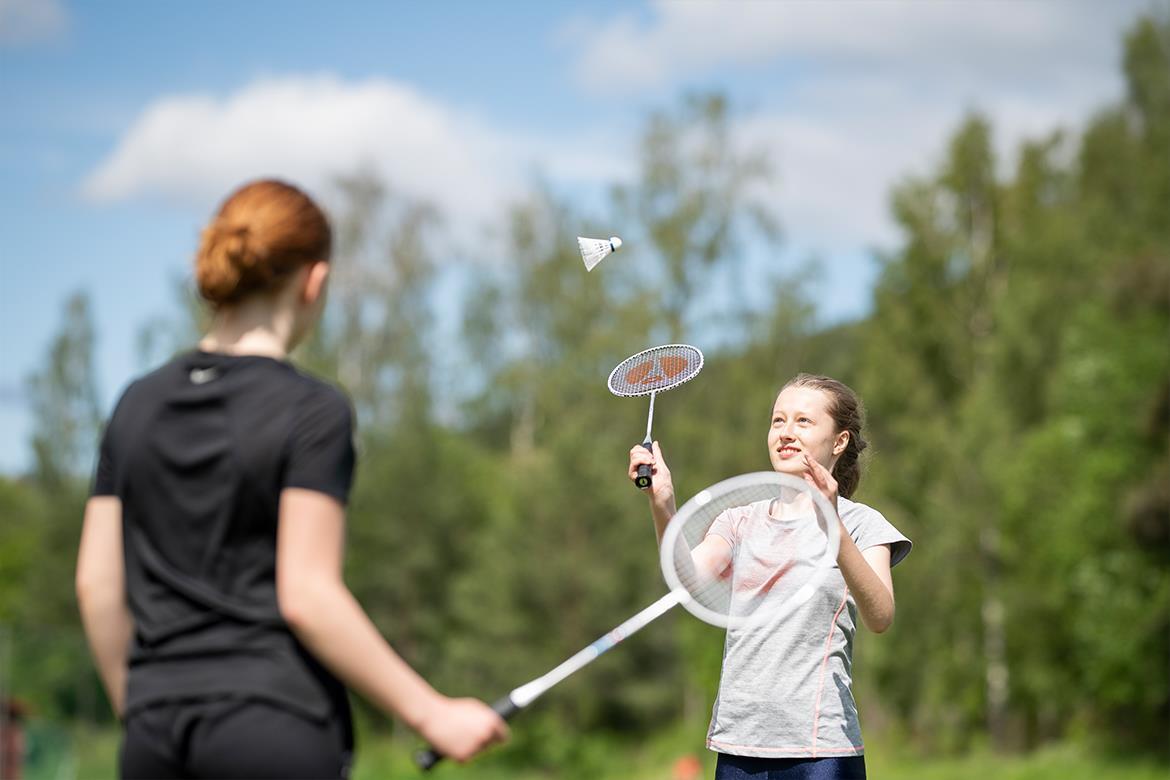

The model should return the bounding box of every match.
[415,694,519,771]
[634,439,653,489]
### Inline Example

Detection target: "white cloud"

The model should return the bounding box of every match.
[81,74,630,252]
[79,2,1147,288]
[82,76,528,230]
[0,0,68,45]
[568,1,1137,96]
[563,0,1145,258]
[741,72,1121,256]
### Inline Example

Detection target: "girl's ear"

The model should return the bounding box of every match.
[833,430,850,457]
[302,261,330,305]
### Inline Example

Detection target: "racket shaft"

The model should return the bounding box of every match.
[645,391,656,440]
[511,590,682,707]
[415,591,682,771]
[636,392,656,488]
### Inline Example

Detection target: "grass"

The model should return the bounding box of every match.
[37,722,1170,779]
[865,740,1170,780]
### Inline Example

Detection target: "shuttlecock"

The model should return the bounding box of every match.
[577,236,622,272]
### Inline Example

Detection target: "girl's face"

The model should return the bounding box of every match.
[767,386,849,476]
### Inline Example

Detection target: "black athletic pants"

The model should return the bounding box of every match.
[120,698,352,779]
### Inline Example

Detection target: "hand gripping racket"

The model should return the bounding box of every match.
[607,344,704,489]
[415,471,840,770]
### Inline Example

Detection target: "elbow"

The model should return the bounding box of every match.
[277,577,336,633]
[277,583,311,632]
[865,604,895,634]
[74,569,90,606]
[75,568,117,611]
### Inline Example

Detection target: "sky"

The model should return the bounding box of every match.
[0,0,1155,475]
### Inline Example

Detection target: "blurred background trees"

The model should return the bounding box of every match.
[2,12,1165,772]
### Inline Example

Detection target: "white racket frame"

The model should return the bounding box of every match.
[659,471,841,630]
[510,471,839,706]
[606,343,705,398]
[607,343,704,463]
[419,471,841,769]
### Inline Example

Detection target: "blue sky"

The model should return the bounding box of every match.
[0,0,1153,474]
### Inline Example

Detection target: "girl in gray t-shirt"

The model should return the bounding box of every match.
[628,374,911,780]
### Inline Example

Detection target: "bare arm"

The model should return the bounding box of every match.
[801,454,896,633]
[76,496,134,718]
[836,537,895,633]
[629,441,677,544]
[277,488,507,762]
[689,535,733,582]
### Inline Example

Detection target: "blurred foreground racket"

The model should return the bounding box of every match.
[416,471,840,770]
[608,344,704,489]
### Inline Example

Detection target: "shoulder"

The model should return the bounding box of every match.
[838,496,914,567]
[287,367,353,420]
[224,355,351,413]
[731,499,770,524]
[278,366,356,444]
[128,353,188,393]
[104,355,187,424]
[837,496,887,529]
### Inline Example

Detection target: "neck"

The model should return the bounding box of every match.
[199,298,295,359]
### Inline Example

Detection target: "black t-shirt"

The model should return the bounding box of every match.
[92,350,355,722]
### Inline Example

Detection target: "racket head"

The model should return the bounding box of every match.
[659,471,840,630]
[607,344,704,397]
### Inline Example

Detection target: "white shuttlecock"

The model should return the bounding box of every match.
[577,236,622,272]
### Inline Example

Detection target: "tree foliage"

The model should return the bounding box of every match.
[4,13,1166,762]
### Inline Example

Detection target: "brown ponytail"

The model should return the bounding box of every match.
[781,373,868,498]
[195,179,331,307]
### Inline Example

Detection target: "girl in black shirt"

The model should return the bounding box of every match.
[76,179,507,779]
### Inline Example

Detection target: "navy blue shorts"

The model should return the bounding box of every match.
[715,752,866,780]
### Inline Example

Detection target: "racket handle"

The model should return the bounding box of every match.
[415,748,442,772]
[634,439,653,489]
[491,693,520,720]
[415,694,519,771]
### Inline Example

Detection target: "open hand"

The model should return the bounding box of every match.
[800,452,839,509]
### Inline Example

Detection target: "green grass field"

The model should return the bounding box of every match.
[47,723,1167,780]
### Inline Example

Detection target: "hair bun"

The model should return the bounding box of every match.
[219,223,253,268]
[196,220,272,305]
[193,179,332,307]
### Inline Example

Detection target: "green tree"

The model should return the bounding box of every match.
[615,93,780,341]
[856,13,1169,756]
[13,293,106,720]
[26,292,102,487]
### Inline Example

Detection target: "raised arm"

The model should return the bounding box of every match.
[628,440,678,544]
[801,454,895,633]
[276,488,508,762]
[838,539,895,633]
[689,535,733,582]
[76,496,134,718]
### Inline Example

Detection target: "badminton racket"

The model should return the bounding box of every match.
[607,344,704,489]
[415,470,840,770]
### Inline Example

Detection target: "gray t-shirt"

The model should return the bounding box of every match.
[704,496,911,758]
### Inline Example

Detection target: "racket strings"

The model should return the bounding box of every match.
[607,344,704,398]
[664,478,836,626]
